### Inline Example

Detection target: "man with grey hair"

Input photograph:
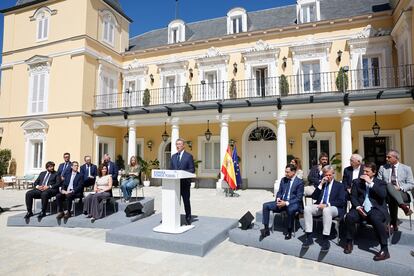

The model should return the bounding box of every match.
[377,149,413,230]
[302,165,346,251]
[342,154,364,194]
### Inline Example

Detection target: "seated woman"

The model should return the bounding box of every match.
[120,156,141,202]
[83,164,112,222]
[290,157,303,179]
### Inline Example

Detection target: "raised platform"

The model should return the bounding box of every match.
[229,211,414,276]
[106,214,238,257]
[7,197,154,229]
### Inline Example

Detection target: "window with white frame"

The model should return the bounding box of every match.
[22,120,48,174]
[301,60,321,92]
[168,20,186,44]
[227,8,247,34]
[198,136,221,176]
[100,10,118,46]
[99,68,118,109]
[29,68,49,114]
[362,55,381,88]
[36,11,49,41]
[297,0,320,24]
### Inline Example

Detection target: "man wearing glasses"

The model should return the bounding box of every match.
[377,149,413,230]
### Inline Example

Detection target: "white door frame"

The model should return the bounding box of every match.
[95,136,115,164]
[302,132,336,176]
[358,130,401,160]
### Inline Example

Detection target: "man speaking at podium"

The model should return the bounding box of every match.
[170,138,195,225]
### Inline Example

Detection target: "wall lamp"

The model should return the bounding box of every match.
[233,62,238,74]
[149,73,154,84]
[147,140,153,151]
[229,139,236,149]
[201,80,206,85]
[289,138,295,149]
[337,50,343,63]
[186,140,193,151]
[282,56,287,68]
[189,68,193,79]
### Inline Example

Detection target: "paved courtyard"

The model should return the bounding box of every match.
[0,187,373,276]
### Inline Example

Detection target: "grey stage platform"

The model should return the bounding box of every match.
[106,214,238,257]
[229,211,414,276]
[7,197,154,229]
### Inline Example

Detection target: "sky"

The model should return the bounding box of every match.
[0,0,296,63]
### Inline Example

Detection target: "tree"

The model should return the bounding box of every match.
[279,74,289,96]
[183,83,192,103]
[143,88,150,106]
[336,67,349,92]
[229,78,237,99]
[0,149,12,177]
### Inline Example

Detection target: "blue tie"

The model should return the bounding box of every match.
[363,186,372,212]
[322,184,329,204]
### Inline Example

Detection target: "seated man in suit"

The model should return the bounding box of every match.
[260,164,304,240]
[56,161,84,219]
[80,155,97,188]
[103,153,118,187]
[57,152,72,182]
[306,152,329,196]
[377,149,413,230]
[24,161,60,219]
[342,154,364,194]
[170,138,195,225]
[302,165,346,251]
[344,162,390,261]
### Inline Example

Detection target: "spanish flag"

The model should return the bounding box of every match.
[221,145,237,190]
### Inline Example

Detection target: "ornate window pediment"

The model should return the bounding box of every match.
[30,6,56,41]
[21,119,49,137]
[242,40,280,61]
[124,58,148,76]
[25,55,52,72]
[195,47,230,67]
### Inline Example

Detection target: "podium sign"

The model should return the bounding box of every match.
[151,169,196,234]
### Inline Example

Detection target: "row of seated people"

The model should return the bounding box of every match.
[260,149,414,262]
[23,153,117,222]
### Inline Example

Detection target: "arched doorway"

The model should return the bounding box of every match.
[243,123,277,188]
[158,140,172,169]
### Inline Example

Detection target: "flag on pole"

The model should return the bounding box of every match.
[232,145,242,189]
[221,145,237,190]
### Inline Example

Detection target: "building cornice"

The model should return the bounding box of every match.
[0,111,92,123]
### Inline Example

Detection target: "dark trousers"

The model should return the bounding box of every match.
[262,201,299,231]
[56,192,83,212]
[83,178,95,188]
[345,208,388,247]
[180,181,191,219]
[25,188,59,213]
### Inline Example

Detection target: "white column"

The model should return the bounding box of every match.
[338,108,354,173]
[216,115,230,192]
[275,112,288,180]
[170,118,180,156]
[127,126,136,161]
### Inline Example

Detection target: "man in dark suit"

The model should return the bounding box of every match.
[302,165,346,251]
[103,153,118,187]
[342,153,364,194]
[306,152,329,196]
[344,162,390,261]
[24,161,60,219]
[170,138,195,225]
[56,161,84,219]
[80,155,97,188]
[57,152,72,182]
[377,149,413,230]
[260,164,304,240]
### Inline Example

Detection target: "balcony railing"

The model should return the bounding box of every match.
[94,64,414,110]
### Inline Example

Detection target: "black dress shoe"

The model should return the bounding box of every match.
[373,250,390,261]
[185,216,192,225]
[284,232,292,240]
[320,240,330,252]
[259,228,270,241]
[24,212,33,219]
[37,212,46,219]
[302,237,314,248]
[343,243,353,254]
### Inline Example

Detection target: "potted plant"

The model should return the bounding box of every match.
[143,88,150,106]
[279,74,289,96]
[336,67,349,92]
[229,78,237,99]
[183,83,192,103]
[191,160,202,188]
[139,157,160,187]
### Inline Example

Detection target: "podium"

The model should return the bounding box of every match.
[151,169,196,234]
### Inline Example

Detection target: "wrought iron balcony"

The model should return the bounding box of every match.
[94,64,414,110]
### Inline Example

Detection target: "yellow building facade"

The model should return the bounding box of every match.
[1,0,414,189]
